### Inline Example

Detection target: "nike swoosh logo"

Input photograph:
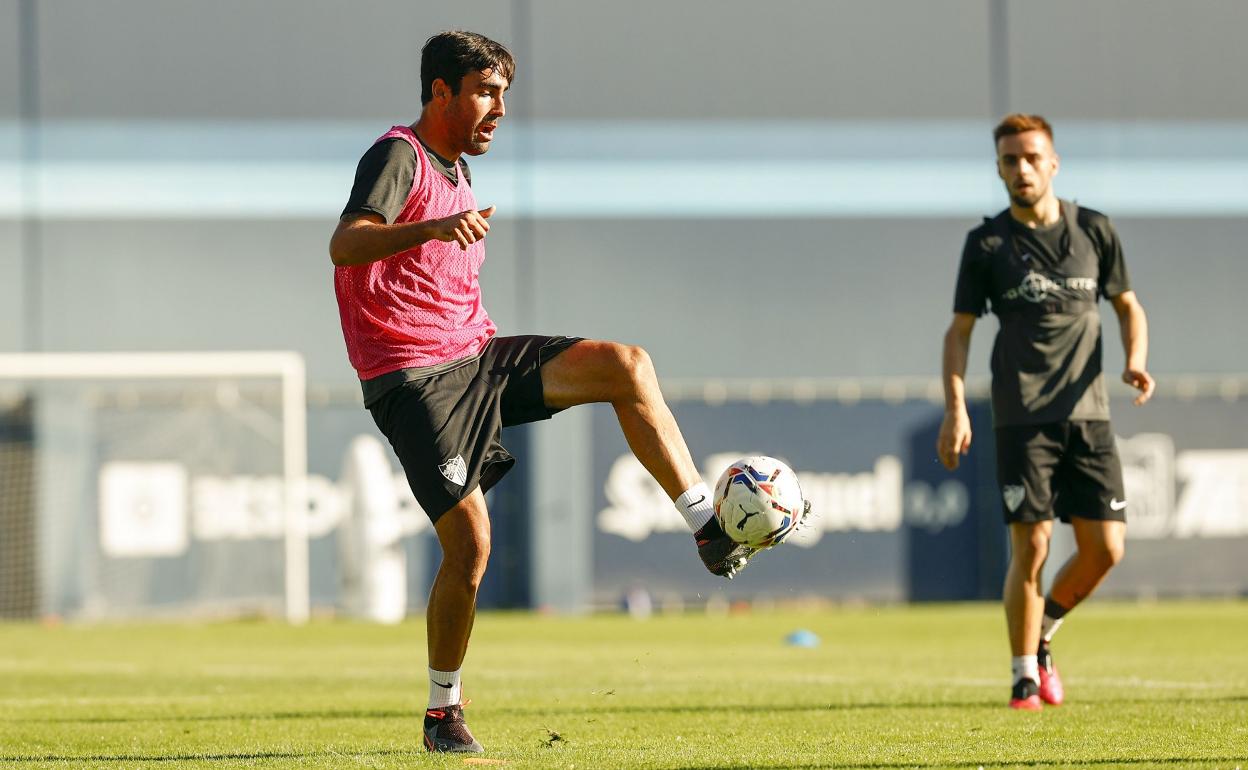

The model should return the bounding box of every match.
[433,681,455,689]
[1110,499,1128,511]
[687,494,706,507]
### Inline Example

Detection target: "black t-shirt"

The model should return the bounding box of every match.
[953,200,1130,427]
[340,136,470,223]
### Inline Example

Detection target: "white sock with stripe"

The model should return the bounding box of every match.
[1040,615,1065,643]
[428,667,462,709]
[676,483,714,532]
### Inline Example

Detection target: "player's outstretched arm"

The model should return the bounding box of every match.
[1110,290,1154,406]
[937,313,977,470]
[329,206,496,266]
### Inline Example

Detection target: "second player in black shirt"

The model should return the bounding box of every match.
[938,114,1153,712]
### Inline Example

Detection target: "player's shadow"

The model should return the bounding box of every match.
[675,759,1248,770]
[4,751,1242,769]
[7,703,970,724]
[0,748,419,764]
[3,708,413,724]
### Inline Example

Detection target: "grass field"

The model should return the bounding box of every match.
[1,600,1245,769]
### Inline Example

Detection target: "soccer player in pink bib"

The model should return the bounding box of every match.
[330,31,771,753]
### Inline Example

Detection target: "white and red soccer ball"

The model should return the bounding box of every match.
[712,456,805,549]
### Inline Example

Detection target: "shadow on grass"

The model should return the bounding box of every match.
[1,752,1242,768]
[0,748,420,764]
[674,760,1248,770]
[9,694,1247,724]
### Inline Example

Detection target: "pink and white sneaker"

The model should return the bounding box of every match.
[1037,641,1064,706]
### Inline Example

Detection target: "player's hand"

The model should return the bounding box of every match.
[1123,367,1155,406]
[429,206,495,250]
[936,408,972,470]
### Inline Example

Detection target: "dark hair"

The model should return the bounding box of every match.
[420,30,515,105]
[993,113,1054,145]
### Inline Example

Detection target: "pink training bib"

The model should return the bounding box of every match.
[335,126,496,380]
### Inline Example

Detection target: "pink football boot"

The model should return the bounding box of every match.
[1037,641,1064,706]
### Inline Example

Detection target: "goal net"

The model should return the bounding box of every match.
[0,352,308,623]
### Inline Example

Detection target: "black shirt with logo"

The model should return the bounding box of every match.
[953,200,1130,427]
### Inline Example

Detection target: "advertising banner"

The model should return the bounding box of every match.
[590,392,1248,604]
[591,399,953,604]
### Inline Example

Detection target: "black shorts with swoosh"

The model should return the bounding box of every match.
[367,335,583,523]
[994,420,1127,524]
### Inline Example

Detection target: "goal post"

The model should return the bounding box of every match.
[0,351,309,624]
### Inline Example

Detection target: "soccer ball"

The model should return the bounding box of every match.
[712,456,805,549]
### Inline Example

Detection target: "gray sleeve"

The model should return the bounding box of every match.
[340,139,418,223]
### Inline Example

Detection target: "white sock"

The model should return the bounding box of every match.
[1040,615,1065,643]
[428,667,462,709]
[1011,655,1039,684]
[675,483,714,532]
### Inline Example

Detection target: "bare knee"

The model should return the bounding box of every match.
[1110,539,1125,566]
[441,538,490,591]
[608,343,657,399]
[1075,518,1127,573]
[1010,528,1050,581]
[1087,539,1125,572]
[1012,552,1047,584]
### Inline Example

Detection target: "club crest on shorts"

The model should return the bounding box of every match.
[1003,484,1026,512]
[439,455,468,486]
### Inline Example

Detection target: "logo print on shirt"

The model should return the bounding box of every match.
[1003,485,1026,512]
[1004,272,1099,303]
[1019,272,1054,303]
[439,455,468,486]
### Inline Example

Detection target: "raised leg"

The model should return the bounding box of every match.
[540,340,700,499]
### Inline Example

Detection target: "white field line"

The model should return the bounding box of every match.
[0,659,144,674]
[0,694,218,707]
[1,677,1237,711]
[875,675,1243,691]
[0,659,409,679]
[614,672,1246,692]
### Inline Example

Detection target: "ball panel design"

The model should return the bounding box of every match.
[712,456,804,548]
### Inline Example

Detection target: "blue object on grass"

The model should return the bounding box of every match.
[784,629,820,648]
